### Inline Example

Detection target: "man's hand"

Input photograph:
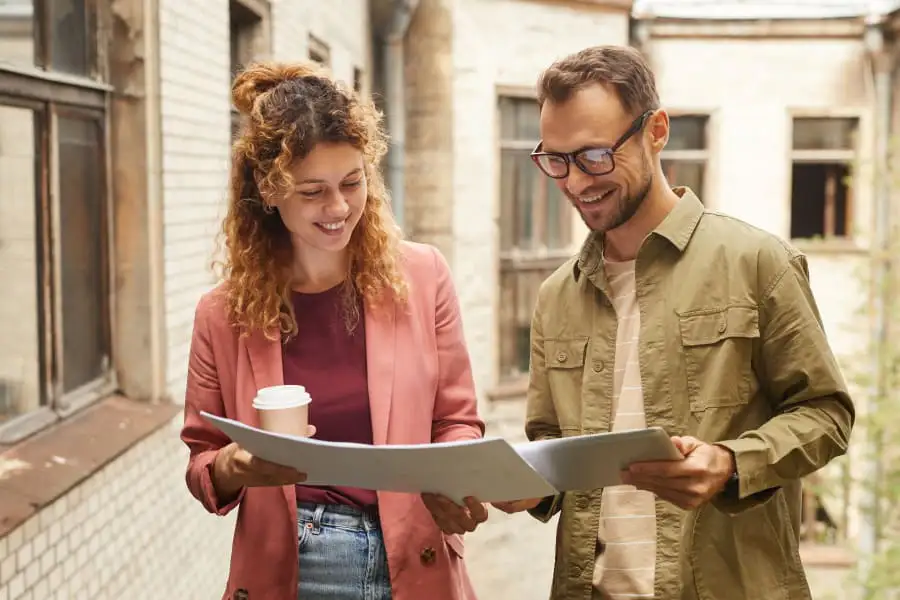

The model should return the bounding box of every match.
[421,494,488,535]
[490,498,543,514]
[621,436,735,511]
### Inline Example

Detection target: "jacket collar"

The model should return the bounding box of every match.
[574,186,705,282]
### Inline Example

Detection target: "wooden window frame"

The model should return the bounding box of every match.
[497,95,573,382]
[661,114,710,201]
[0,1,116,444]
[789,116,859,241]
[229,0,271,138]
[308,35,331,68]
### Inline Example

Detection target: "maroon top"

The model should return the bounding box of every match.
[284,285,378,509]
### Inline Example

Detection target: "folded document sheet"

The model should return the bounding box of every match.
[202,412,681,503]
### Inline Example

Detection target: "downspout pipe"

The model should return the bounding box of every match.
[860,12,893,594]
[382,0,418,230]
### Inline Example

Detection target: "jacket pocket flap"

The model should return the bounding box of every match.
[545,338,589,368]
[679,306,760,347]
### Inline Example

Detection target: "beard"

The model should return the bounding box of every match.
[576,150,654,233]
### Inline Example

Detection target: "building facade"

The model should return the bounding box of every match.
[0,1,372,597]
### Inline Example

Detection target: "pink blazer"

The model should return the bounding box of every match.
[180,241,485,600]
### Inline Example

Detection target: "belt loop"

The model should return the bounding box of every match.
[311,504,326,534]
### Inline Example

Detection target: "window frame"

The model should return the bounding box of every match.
[496,93,573,381]
[308,34,331,67]
[229,0,271,138]
[0,0,116,444]
[660,112,711,202]
[787,113,861,241]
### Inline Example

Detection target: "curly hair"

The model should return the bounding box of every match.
[216,61,407,340]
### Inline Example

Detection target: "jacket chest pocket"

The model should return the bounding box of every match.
[678,306,759,412]
[545,337,589,430]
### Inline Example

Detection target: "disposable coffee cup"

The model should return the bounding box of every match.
[252,385,312,437]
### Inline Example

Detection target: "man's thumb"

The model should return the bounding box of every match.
[671,435,701,456]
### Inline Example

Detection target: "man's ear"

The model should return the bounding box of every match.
[647,109,670,155]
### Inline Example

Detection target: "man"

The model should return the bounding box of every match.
[492,45,854,600]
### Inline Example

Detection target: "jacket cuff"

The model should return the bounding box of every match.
[196,449,245,516]
[528,493,564,523]
[711,439,780,515]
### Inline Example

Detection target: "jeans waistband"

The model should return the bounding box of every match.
[297,502,381,532]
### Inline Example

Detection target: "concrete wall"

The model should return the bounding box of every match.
[0,1,374,598]
[449,0,630,399]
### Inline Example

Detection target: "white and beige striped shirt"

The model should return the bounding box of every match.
[593,258,657,599]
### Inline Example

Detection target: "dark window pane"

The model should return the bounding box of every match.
[0,0,36,67]
[0,104,44,421]
[662,160,705,201]
[57,114,109,393]
[790,163,850,239]
[499,97,541,141]
[667,116,707,151]
[48,0,92,76]
[792,118,858,151]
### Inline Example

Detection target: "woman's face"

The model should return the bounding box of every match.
[273,142,367,255]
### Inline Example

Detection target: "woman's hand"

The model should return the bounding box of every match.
[421,494,488,535]
[212,439,312,502]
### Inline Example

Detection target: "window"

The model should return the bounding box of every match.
[0,0,112,442]
[229,0,270,138]
[353,67,363,94]
[661,115,708,201]
[498,96,572,379]
[790,117,857,239]
[308,35,331,68]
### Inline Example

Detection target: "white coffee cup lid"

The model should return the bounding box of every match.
[253,385,312,409]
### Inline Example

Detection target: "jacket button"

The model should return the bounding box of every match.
[592,360,604,372]
[234,590,249,600]
[556,351,568,362]
[420,546,436,565]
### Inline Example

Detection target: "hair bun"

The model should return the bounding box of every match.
[231,61,325,115]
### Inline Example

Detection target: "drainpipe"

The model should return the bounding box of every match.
[859,13,893,595]
[382,0,418,230]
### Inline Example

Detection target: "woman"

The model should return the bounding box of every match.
[180,61,487,600]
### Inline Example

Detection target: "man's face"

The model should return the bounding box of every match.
[538,84,655,234]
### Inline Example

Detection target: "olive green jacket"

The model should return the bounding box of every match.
[525,189,855,600]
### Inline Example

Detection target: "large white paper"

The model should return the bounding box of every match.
[201,412,558,503]
[514,427,683,492]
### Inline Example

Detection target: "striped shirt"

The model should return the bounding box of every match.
[593,258,657,599]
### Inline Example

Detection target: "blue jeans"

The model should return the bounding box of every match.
[297,502,392,600]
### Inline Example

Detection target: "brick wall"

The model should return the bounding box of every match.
[0,2,373,599]
[159,0,232,404]
[0,422,233,600]
[448,0,630,399]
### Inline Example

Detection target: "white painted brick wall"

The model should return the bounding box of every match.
[451,0,629,398]
[159,0,232,405]
[0,417,235,600]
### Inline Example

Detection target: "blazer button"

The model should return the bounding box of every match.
[420,546,437,565]
[234,590,249,600]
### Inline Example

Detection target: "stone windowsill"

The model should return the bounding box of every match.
[0,395,180,537]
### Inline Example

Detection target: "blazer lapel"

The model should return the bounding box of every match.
[365,298,396,446]
[244,329,296,516]
[245,329,285,392]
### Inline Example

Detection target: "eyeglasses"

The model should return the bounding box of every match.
[530,110,653,179]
